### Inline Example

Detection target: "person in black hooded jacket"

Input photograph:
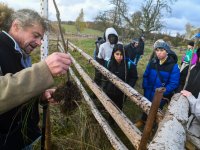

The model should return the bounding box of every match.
[178,47,200,98]
[124,38,139,65]
[105,43,138,110]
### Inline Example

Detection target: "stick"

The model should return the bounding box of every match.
[52,0,70,81]
[52,0,67,53]
[41,104,48,150]
[138,87,165,150]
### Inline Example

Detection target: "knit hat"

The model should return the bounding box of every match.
[188,41,194,47]
[153,39,178,63]
[154,39,170,53]
[132,38,139,43]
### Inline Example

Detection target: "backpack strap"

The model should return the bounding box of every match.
[127,61,132,70]
[126,58,136,66]
[106,59,111,68]
[155,64,166,87]
[155,63,174,87]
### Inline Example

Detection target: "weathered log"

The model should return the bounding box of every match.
[148,93,189,149]
[167,94,189,124]
[68,41,164,122]
[59,42,75,52]
[68,67,128,150]
[66,51,142,149]
[186,134,200,149]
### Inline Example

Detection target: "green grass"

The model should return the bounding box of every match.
[62,24,103,36]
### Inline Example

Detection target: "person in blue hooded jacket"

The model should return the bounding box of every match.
[135,39,180,128]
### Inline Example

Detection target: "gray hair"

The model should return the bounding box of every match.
[5,9,47,32]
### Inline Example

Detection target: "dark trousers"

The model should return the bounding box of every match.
[94,68,102,87]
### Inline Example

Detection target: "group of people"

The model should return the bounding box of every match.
[94,27,144,111]
[124,35,145,65]
[94,27,200,141]
[179,41,200,139]
[0,8,199,149]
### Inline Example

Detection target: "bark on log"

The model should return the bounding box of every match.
[68,67,128,150]
[186,134,200,149]
[68,41,164,122]
[65,50,142,149]
[148,93,189,150]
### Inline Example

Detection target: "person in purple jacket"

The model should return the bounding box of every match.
[180,41,198,72]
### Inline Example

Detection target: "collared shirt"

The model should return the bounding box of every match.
[2,31,31,68]
[159,56,168,65]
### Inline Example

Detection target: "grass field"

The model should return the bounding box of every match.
[62,24,103,36]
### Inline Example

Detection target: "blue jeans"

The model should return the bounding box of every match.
[134,54,141,65]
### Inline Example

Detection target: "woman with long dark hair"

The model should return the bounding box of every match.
[105,43,138,110]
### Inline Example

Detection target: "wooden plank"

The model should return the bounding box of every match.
[68,67,128,150]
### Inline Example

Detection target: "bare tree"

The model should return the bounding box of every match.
[94,11,110,32]
[95,0,177,36]
[109,0,127,27]
[140,0,177,35]
[94,0,128,33]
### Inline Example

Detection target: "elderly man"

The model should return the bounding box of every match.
[0,9,71,149]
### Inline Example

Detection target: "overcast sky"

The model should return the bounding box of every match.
[1,0,200,36]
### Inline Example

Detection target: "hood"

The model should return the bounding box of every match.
[105,27,118,42]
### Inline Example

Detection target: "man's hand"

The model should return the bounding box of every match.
[45,52,72,76]
[41,89,59,104]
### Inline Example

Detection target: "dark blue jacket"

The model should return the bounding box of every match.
[124,43,138,62]
[143,56,180,102]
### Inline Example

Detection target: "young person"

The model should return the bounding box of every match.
[124,38,139,65]
[97,27,118,64]
[96,27,118,89]
[105,43,138,110]
[178,48,200,97]
[135,39,180,128]
[180,41,198,72]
